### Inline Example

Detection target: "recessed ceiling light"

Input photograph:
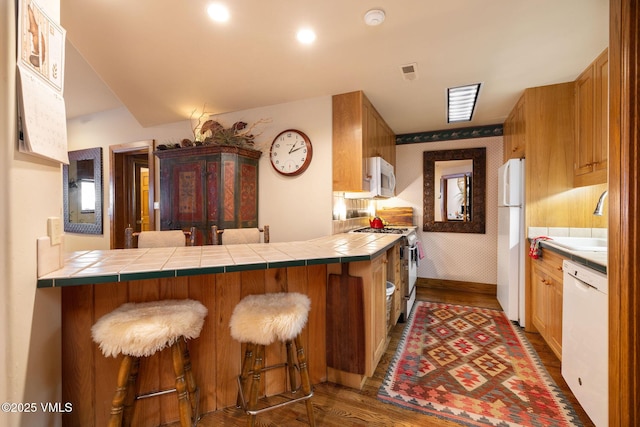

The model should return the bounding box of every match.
[364,9,385,26]
[447,83,481,123]
[207,3,230,22]
[297,28,316,44]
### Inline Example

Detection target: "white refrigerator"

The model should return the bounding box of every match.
[497,158,525,327]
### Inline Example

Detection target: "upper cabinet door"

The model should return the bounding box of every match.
[332,91,396,193]
[503,95,526,162]
[574,48,608,187]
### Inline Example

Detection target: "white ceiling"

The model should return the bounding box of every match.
[61,0,608,135]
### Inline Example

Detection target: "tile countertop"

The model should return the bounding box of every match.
[37,233,403,288]
[538,240,607,274]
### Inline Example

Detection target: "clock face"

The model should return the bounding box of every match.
[269,129,313,176]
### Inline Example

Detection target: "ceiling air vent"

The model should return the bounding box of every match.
[400,63,418,81]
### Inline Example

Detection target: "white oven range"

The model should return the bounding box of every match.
[349,226,418,322]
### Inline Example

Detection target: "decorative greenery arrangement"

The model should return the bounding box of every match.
[156,105,271,152]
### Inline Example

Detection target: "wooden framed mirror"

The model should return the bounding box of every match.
[63,147,104,234]
[423,147,486,233]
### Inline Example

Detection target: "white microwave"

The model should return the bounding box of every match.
[345,156,396,199]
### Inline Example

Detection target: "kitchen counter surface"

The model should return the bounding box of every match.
[37,233,402,288]
[539,240,607,274]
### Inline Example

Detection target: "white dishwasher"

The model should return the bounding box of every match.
[562,260,608,427]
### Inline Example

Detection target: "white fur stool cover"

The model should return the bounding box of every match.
[92,299,208,358]
[229,293,311,346]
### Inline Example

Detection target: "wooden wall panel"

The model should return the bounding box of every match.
[61,285,94,427]
[61,267,330,425]
[264,268,287,396]
[159,278,188,426]
[214,272,242,409]
[92,283,128,427]
[286,267,311,391]
[128,280,162,427]
[307,264,328,384]
[187,274,218,414]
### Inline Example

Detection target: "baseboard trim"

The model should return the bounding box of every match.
[417,278,497,296]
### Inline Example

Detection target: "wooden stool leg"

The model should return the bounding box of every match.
[122,357,140,427]
[109,355,137,427]
[171,341,194,427]
[179,337,199,423]
[285,340,298,392]
[237,342,256,408]
[246,344,264,427]
[295,335,316,427]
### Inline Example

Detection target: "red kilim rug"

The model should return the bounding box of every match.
[378,301,582,426]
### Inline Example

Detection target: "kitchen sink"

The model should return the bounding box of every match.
[548,236,608,252]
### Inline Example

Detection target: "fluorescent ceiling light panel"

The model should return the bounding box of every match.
[447,83,481,123]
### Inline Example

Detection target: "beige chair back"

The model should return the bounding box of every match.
[211,225,269,245]
[124,227,196,248]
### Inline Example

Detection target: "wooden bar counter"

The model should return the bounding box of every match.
[38,234,401,427]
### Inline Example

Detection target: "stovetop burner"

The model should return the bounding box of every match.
[351,227,408,234]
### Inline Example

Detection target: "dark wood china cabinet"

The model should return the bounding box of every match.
[155,145,261,245]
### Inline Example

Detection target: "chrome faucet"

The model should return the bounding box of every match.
[593,190,608,216]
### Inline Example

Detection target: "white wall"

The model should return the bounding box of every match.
[378,136,503,285]
[65,97,332,251]
[2,1,64,426]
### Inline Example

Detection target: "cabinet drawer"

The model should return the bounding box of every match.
[532,262,561,288]
[537,248,565,280]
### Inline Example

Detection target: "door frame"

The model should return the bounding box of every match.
[109,140,155,249]
[608,0,639,425]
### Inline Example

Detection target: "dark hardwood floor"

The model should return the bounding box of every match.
[183,286,595,426]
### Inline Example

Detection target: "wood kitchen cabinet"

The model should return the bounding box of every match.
[530,248,565,360]
[326,251,389,389]
[522,82,576,228]
[332,91,396,192]
[574,48,608,187]
[386,242,402,330]
[503,94,526,162]
[155,145,261,245]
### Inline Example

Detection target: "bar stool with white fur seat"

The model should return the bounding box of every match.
[91,299,207,427]
[229,292,315,427]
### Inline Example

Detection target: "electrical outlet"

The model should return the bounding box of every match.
[47,217,62,245]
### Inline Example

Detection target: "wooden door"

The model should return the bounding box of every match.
[109,140,155,249]
[140,168,150,231]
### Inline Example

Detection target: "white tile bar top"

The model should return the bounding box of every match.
[37,233,402,288]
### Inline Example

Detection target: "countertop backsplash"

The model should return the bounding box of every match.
[528,227,608,239]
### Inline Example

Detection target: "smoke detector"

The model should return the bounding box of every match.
[400,63,418,81]
[364,9,385,26]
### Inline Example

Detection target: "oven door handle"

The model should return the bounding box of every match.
[408,245,418,261]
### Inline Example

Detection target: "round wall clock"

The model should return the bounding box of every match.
[269,129,313,176]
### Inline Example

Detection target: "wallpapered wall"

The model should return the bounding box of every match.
[378,136,503,285]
